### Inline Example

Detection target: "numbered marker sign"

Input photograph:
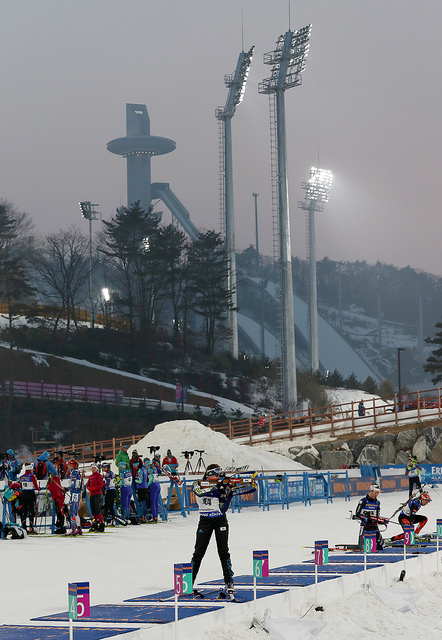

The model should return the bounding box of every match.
[253,550,269,577]
[314,540,328,565]
[363,531,376,554]
[403,524,415,546]
[68,582,90,620]
[174,563,193,596]
[437,519,442,539]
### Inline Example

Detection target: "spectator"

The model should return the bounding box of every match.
[358,400,366,417]
[152,454,162,475]
[118,461,134,522]
[130,449,144,480]
[66,459,82,535]
[17,463,39,534]
[85,464,105,532]
[53,451,68,480]
[102,463,117,524]
[4,449,20,482]
[146,460,161,524]
[115,444,130,470]
[135,460,149,522]
[33,451,67,534]
[162,449,178,472]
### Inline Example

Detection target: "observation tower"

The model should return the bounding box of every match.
[107,104,199,239]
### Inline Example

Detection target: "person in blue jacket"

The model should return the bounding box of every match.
[146,460,161,523]
[4,449,20,481]
[66,459,83,535]
[135,461,149,522]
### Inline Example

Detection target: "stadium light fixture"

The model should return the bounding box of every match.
[298,167,333,372]
[79,201,101,328]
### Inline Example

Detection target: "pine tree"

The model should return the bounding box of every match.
[424,318,442,384]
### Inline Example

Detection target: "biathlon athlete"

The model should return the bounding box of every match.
[353,483,389,550]
[191,463,256,599]
[390,490,432,541]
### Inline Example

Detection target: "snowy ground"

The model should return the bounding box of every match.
[2,420,442,639]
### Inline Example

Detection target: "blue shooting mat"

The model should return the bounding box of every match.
[204,574,337,587]
[0,626,137,640]
[270,563,383,574]
[125,587,287,603]
[32,604,219,624]
[304,554,402,564]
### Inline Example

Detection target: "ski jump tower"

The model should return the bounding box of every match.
[107,104,199,240]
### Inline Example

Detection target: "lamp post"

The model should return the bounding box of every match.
[298,167,333,372]
[79,201,101,328]
[397,347,406,409]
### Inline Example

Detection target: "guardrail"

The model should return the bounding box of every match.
[208,388,442,445]
[23,387,442,464]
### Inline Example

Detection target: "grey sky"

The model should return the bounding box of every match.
[2,1,442,275]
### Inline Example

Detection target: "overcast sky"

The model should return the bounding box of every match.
[2,1,442,276]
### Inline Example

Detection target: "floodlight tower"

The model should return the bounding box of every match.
[216,46,254,359]
[259,25,312,410]
[298,167,333,372]
[79,201,101,328]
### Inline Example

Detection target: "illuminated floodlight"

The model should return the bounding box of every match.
[102,287,110,302]
[259,24,312,94]
[305,167,333,203]
[216,46,255,119]
[79,201,92,219]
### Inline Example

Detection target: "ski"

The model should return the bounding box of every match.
[161,465,183,486]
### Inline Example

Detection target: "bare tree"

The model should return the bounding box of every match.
[30,226,91,335]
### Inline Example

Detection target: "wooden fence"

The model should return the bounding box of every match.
[26,387,442,464]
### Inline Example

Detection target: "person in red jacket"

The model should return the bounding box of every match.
[86,464,105,532]
[162,449,178,473]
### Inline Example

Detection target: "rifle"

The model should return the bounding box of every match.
[388,485,428,520]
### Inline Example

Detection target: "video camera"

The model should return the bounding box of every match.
[181,451,194,459]
[149,446,160,455]
[195,449,205,454]
[95,454,105,463]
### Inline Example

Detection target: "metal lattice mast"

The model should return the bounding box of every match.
[259,25,312,410]
[216,46,254,359]
[298,167,333,372]
[268,92,283,402]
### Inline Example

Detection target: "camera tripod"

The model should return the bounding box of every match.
[182,451,194,474]
[194,450,206,474]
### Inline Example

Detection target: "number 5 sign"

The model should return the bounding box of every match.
[174,563,193,596]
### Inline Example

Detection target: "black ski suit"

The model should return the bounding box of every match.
[191,480,234,588]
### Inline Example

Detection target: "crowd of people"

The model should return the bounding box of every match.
[0,445,182,536]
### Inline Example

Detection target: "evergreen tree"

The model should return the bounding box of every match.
[424,317,442,384]
[187,230,234,355]
[99,202,160,347]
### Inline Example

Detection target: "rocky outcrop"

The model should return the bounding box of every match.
[287,424,442,470]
